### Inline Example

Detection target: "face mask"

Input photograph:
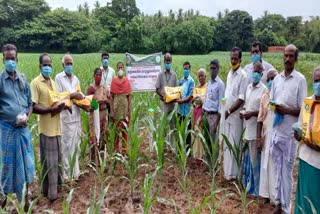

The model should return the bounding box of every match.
[64,65,73,74]
[5,60,17,73]
[165,63,171,71]
[95,75,102,84]
[230,62,240,70]
[252,72,262,84]
[251,54,261,64]
[266,80,273,90]
[102,59,109,67]
[118,69,124,77]
[313,82,320,96]
[183,69,189,78]
[41,66,52,78]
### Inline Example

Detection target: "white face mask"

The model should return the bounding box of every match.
[118,69,124,77]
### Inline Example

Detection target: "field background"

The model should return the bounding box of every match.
[2,52,320,213]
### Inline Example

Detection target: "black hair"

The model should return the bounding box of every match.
[252,41,262,52]
[101,52,109,58]
[210,59,220,69]
[94,67,102,75]
[39,53,51,64]
[2,44,18,57]
[183,61,191,68]
[231,47,242,59]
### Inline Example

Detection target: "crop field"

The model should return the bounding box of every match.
[2,52,320,213]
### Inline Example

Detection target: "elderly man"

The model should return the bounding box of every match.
[257,68,278,204]
[55,54,85,181]
[31,53,66,201]
[0,44,34,210]
[294,67,320,214]
[270,44,307,214]
[202,59,225,167]
[155,53,178,144]
[243,41,274,85]
[222,47,248,181]
[176,61,195,150]
[241,62,268,196]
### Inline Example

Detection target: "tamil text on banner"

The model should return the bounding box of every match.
[126,52,162,91]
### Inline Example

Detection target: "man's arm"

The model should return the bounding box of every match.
[33,102,65,115]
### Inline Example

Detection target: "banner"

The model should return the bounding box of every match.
[126,52,162,91]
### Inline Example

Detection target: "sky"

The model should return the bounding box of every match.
[45,0,319,20]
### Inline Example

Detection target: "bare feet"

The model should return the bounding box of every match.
[272,204,282,214]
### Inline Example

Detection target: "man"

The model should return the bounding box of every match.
[100,52,115,118]
[176,62,195,151]
[257,69,278,204]
[202,60,225,167]
[241,62,268,196]
[31,53,66,201]
[155,53,178,143]
[55,54,85,181]
[270,44,307,214]
[222,47,248,181]
[0,44,34,210]
[294,67,320,214]
[243,41,274,85]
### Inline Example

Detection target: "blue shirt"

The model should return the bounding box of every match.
[202,76,225,112]
[0,70,32,125]
[178,76,194,116]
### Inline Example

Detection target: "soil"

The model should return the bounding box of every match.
[4,128,298,214]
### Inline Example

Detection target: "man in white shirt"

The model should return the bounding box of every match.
[270,44,307,214]
[243,41,274,85]
[222,47,248,181]
[55,54,85,180]
[241,62,267,196]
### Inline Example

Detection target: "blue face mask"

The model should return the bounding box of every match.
[251,54,261,64]
[41,66,52,78]
[5,60,17,73]
[64,65,73,74]
[102,59,109,67]
[165,63,171,71]
[266,80,273,90]
[313,82,320,96]
[183,69,190,78]
[252,71,262,84]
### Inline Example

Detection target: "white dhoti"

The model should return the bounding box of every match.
[61,120,82,180]
[259,132,276,203]
[223,122,243,180]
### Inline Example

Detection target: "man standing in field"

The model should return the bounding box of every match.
[270,44,307,214]
[0,44,34,210]
[243,41,274,85]
[202,59,225,167]
[31,53,66,201]
[176,62,195,151]
[155,53,178,144]
[222,47,248,181]
[55,54,85,181]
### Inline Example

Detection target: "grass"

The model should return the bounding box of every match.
[3,51,320,212]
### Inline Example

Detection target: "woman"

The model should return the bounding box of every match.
[86,67,108,162]
[110,62,132,155]
[192,68,207,164]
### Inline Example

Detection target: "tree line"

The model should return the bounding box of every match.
[1,0,320,54]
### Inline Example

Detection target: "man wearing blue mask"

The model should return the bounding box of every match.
[240,62,267,196]
[55,54,86,181]
[176,61,195,151]
[155,53,177,145]
[0,44,34,211]
[243,41,274,85]
[31,53,66,201]
[270,44,307,214]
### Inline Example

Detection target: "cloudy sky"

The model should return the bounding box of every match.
[45,0,319,19]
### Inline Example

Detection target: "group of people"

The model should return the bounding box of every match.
[155,42,319,214]
[0,44,131,210]
[0,41,319,214]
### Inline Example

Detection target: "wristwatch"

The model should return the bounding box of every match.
[228,109,231,114]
